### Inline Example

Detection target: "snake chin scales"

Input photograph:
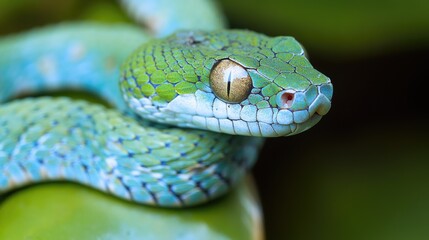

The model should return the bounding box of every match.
[122,30,333,137]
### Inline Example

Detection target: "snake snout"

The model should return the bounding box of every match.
[311,95,331,116]
[275,84,333,127]
[308,84,333,117]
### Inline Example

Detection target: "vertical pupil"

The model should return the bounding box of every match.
[209,59,252,103]
[227,71,232,98]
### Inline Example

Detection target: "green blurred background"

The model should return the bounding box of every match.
[1,0,429,239]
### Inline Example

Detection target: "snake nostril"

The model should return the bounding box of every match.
[280,91,294,108]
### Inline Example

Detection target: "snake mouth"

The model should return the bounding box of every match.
[267,112,323,137]
[287,112,323,136]
[157,88,331,137]
[138,82,333,138]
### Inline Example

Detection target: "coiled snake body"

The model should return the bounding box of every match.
[0,0,333,207]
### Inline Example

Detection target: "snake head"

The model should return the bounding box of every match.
[121,30,332,137]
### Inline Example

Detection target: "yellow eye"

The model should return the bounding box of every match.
[209,59,252,103]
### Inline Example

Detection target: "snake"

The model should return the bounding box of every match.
[0,0,333,207]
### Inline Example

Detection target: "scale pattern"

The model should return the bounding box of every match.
[0,97,262,207]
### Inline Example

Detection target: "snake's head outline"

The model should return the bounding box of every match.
[121,30,332,137]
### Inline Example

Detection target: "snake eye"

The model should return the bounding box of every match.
[209,59,252,103]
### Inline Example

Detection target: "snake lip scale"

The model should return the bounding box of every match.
[0,2,333,207]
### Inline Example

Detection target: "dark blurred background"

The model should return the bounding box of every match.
[1,0,429,239]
